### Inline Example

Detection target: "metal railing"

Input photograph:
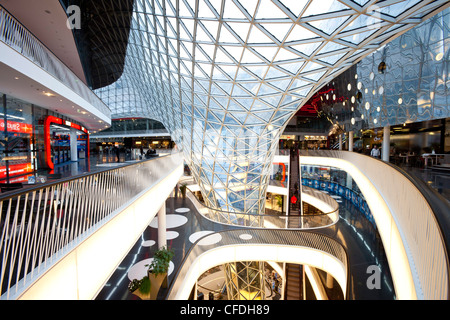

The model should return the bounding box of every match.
[0,153,183,300]
[166,228,349,300]
[181,178,339,230]
[0,6,111,118]
[300,150,450,300]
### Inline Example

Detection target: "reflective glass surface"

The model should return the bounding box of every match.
[95,0,447,214]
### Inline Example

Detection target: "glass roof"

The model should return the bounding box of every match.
[95,0,447,215]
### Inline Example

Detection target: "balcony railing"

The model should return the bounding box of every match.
[299,150,450,300]
[0,6,111,118]
[182,178,339,230]
[0,152,182,300]
[166,228,349,300]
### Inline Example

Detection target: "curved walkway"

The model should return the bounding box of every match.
[95,192,394,300]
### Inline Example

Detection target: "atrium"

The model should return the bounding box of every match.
[0,0,449,302]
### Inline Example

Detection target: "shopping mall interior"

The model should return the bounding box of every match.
[0,0,449,303]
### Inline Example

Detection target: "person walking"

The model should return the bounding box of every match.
[370,145,380,158]
[115,146,120,162]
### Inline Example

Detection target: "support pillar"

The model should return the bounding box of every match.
[70,127,78,162]
[158,203,167,249]
[326,273,334,289]
[348,131,354,152]
[339,134,343,151]
[382,125,390,162]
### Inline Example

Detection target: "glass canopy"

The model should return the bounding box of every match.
[96,0,447,215]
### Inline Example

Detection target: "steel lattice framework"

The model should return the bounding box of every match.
[96,0,448,216]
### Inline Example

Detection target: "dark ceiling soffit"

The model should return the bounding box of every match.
[59,0,134,90]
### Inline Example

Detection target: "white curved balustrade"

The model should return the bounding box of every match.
[0,153,183,300]
[167,229,348,300]
[184,182,339,230]
[300,150,449,300]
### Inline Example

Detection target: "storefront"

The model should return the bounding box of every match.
[303,135,328,149]
[0,93,89,183]
[45,115,89,170]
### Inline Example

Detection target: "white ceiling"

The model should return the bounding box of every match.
[0,0,87,84]
[0,61,109,132]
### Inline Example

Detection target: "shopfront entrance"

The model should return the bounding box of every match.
[44,116,89,170]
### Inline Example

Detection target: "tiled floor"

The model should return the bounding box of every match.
[94,191,395,300]
[94,195,234,300]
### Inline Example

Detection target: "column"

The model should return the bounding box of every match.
[339,134,343,151]
[158,203,167,249]
[326,273,334,289]
[70,127,78,162]
[348,131,354,152]
[382,125,390,162]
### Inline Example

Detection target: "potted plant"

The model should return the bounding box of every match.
[128,276,151,300]
[146,246,175,299]
[179,183,187,199]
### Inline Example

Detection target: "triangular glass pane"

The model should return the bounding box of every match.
[211,109,226,122]
[274,47,301,61]
[236,0,259,18]
[259,23,292,42]
[240,81,260,95]
[198,43,216,60]
[179,22,193,40]
[227,22,251,42]
[219,24,241,44]
[198,0,218,18]
[265,66,288,79]
[242,65,268,79]
[179,0,194,17]
[307,16,350,36]
[214,47,235,64]
[201,20,220,41]
[318,52,347,65]
[319,41,347,54]
[302,61,324,73]
[235,68,254,81]
[285,24,319,42]
[278,0,309,17]
[258,83,280,95]
[241,48,264,64]
[289,42,321,57]
[247,25,274,44]
[340,29,377,44]
[224,113,241,125]
[279,61,305,75]
[219,64,239,78]
[217,82,233,95]
[223,0,248,20]
[251,46,279,62]
[232,84,251,97]
[223,46,244,61]
[227,100,245,112]
[255,0,289,19]
[196,22,214,42]
[302,0,348,17]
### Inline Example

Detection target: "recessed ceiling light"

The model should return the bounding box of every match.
[14,77,19,80]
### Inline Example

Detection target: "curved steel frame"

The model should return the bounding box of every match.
[95,0,449,217]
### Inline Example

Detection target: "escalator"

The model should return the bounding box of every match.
[288,147,301,221]
[285,263,303,300]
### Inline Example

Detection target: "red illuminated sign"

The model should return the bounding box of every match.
[0,119,33,134]
[0,163,33,179]
[44,116,89,170]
